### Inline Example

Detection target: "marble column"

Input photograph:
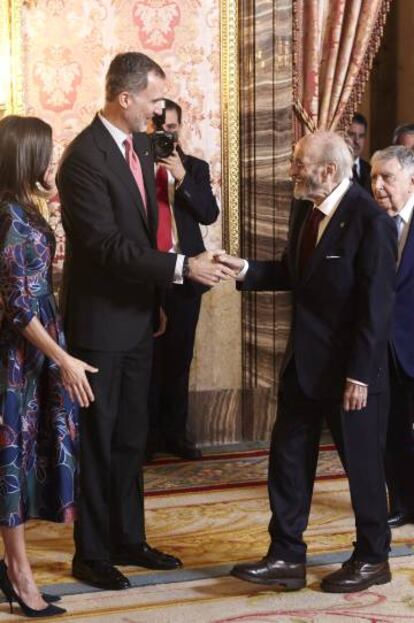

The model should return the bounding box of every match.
[239,0,293,440]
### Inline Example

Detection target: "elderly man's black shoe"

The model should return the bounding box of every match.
[164,440,202,460]
[388,511,414,528]
[111,543,183,570]
[72,558,131,590]
[321,559,391,593]
[231,557,306,589]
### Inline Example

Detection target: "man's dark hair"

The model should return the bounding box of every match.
[105,52,165,102]
[351,113,368,130]
[393,123,414,145]
[163,99,182,125]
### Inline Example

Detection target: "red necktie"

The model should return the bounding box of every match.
[155,165,173,252]
[124,136,147,213]
[299,207,325,273]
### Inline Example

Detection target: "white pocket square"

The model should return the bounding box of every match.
[325,255,341,259]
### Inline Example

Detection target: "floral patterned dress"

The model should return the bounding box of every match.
[0,202,78,527]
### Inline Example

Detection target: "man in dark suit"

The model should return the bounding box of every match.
[217,131,397,593]
[371,145,414,528]
[148,99,219,460]
[348,113,372,192]
[57,52,232,591]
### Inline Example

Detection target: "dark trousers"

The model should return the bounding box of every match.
[149,285,201,446]
[72,335,152,561]
[385,354,414,514]
[268,360,390,564]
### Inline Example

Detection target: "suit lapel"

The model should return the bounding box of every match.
[290,200,313,280]
[300,186,354,284]
[91,117,151,236]
[397,213,414,283]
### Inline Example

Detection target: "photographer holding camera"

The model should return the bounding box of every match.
[148,98,219,460]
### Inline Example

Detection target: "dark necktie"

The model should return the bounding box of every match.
[352,163,359,183]
[299,207,325,273]
[393,214,403,241]
[155,165,173,252]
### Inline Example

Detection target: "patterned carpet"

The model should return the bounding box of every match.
[1,442,414,622]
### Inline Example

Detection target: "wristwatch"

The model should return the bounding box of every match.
[182,256,190,278]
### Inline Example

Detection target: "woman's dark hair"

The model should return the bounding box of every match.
[0,115,53,214]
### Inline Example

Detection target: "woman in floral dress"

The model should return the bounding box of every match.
[0,115,97,616]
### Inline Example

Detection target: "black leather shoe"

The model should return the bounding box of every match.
[72,558,131,590]
[231,557,306,590]
[388,511,414,528]
[164,440,202,460]
[321,558,391,593]
[111,543,183,570]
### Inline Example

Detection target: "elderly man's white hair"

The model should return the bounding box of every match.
[298,131,353,181]
[371,145,414,173]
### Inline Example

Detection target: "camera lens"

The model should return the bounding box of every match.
[151,131,175,161]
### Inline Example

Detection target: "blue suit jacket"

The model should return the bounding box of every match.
[391,211,414,378]
[238,183,397,400]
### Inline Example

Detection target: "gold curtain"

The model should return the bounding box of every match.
[293,0,393,137]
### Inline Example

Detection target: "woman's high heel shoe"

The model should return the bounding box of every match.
[0,562,66,617]
[0,560,60,603]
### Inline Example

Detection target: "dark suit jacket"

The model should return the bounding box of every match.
[354,158,372,194]
[172,150,219,296]
[57,115,177,351]
[238,183,397,400]
[391,211,414,378]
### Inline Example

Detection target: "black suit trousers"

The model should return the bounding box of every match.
[385,354,414,514]
[149,285,201,444]
[267,360,390,564]
[72,335,152,560]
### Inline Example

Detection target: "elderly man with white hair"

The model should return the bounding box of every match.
[371,146,414,530]
[217,131,397,593]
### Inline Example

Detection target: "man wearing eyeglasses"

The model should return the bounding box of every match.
[217,131,397,593]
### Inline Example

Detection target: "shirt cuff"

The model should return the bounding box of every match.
[175,173,186,190]
[346,378,368,387]
[173,254,185,284]
[235,259,249,281]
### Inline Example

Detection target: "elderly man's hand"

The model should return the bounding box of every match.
[188,251,239,286]
[342,380,368,411]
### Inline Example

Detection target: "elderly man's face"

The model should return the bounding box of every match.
[371,157,414,215]
[348,122,366,159]
[290,142,328,201]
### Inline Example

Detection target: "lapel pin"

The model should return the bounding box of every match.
[144,151,149,156]
[340,222,345,228]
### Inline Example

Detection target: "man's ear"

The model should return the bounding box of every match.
[326,161,337,178]
[118,91,129,110]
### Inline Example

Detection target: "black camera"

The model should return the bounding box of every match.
[151,130,177,162]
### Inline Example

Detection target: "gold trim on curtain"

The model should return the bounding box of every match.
[220,0,240,255]
[293,0,393,137]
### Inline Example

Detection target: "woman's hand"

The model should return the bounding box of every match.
[59,354,98,408]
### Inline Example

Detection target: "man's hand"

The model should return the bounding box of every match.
[159,149,186,184]
[213,252,245,274]
[153,306,167,338]
[188,250,239,286]
[342,381,368,411]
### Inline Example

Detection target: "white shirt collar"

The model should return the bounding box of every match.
[316,178,351,216]
[398,194,414,224]
[98,112,129,155]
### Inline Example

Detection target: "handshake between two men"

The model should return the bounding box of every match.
[186,250,244,287]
